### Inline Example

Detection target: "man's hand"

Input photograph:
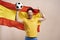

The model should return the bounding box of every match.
[39,18,46,21]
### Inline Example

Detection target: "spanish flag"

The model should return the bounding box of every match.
[0,0,42,32]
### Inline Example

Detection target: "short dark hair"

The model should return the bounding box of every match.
[27,7,34,13]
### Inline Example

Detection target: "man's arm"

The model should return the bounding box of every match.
[15,11,23,23]
[15,2,23,23]
[38,12,46,21]
[37,12,46,32]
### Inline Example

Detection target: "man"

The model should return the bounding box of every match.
[16,7,45,40]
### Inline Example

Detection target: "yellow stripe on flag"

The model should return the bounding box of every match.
[0,5,16,20]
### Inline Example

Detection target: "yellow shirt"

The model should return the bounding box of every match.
[23,16,40,37]
[18,12,43,37]
[19,12,43,25]
[34,13,43,25]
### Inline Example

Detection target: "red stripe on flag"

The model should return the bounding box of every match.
[0,17,24,30]
[0,17,40,32]
[0,1,40,14]
[0,1,16,10]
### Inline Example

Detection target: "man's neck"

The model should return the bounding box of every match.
[27,16,32,19]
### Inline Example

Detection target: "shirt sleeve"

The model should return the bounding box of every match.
[35,12,43,25]
[36,13,42,32]
[35,12,43,18]
[19,12,28,19]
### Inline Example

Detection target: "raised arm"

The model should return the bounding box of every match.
[38,12,46,22]
[15,2,23,23]
[15,11,23,23]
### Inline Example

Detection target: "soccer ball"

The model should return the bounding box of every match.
[16,2,23,10]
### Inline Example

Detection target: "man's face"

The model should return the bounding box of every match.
[28,10,33,16]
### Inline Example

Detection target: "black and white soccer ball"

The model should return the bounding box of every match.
[16,2,23,10]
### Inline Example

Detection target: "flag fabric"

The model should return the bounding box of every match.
[0,0,42,32]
